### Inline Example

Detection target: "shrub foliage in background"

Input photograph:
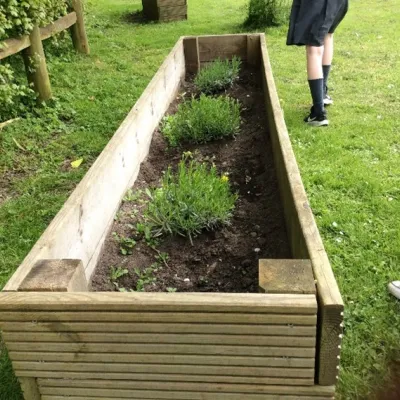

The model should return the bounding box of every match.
[245,0,290,28]
[194,56,241,95]
[145,158,238,242]
[0,1,71,121]
[0,63,35,121]
[162,94,241,147]
[0,0,70,40]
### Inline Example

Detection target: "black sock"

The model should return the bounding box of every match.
[308,78,325,114]
[323,65,331,94]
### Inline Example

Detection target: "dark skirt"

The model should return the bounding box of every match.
[287,0,349,46]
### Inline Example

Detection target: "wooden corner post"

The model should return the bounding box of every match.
[183,37,200,74]
[22,26,52,102]
[13,259,88,399]
[71,0,90,54]
[19,377,41,400]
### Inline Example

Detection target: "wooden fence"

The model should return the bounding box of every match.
[0,0,89,102]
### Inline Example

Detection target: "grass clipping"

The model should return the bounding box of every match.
[162,94,240,147]
[145,157,238,244]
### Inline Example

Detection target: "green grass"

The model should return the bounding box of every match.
[162,94,241,146]
[0,0,399,399]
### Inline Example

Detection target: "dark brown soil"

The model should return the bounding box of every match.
[91,66,292,293]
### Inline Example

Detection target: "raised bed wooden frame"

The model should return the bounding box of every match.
[0,34,343,400]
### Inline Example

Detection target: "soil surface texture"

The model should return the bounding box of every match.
[91,66,291,293]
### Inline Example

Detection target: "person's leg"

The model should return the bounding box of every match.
[323,33,334,103]
[304,45,328,126]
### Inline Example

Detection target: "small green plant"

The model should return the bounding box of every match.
[112,232,137,255]
[123,189,143,202]
[162,95,240,147]
[194,57,241,94]
[167,287,177,293]
[245,0,290,28]
[135,221,159,247]
[145,158,238,243]
[110,266,129,290]
[156,252,169,265]
[134,263,159,292]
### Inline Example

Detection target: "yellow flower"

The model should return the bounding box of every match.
[221,175,229,183]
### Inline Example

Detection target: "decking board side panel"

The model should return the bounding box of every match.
[259,34,343,386]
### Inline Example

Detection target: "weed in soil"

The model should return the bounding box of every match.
[162,95,240,147]
[194,56,241,95]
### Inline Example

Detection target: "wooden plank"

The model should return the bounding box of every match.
[71,0,90,54]
[183,37,200,73]
[41,12,77,41]
[259,33,343,386]
[157,0,187,5]
[15,362,314,379]
[38,379,335,396]
[0,36,31,60]
[1,322,316,336]
[18,259,88,292]
[39,387,330,398]
[6,343,316,358]
[41,394,333,400]
[159,5,187,18]
[3,38,185,291]
[0,292,317,314]
[198,34,248,62]
[5,332,316,347]
[11,352,315,368]
[160,14,188,22]
[0,13,76,61]
[19,377,41,400]
[247,34,261,66]
[22,25,52,102]
[0,311,317,325]
[42,397,332,400]
[259,259,316,294]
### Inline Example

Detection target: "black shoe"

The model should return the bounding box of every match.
[304,107,329,127]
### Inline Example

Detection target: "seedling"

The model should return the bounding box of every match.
[112,232,137,255]
[134,263,159,292]
[110,266,129,290]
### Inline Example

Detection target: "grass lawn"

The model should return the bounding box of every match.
[0,0,399,398]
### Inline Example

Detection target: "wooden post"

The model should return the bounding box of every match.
[70,0,90,54]
[259,259,316,295]
[18,259,88,292]
[19,377,41,400]
[22,25,52,102]
[183,37,200,73]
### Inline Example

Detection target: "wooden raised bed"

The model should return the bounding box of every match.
[142,0,187,22]
[0,34,343,400]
